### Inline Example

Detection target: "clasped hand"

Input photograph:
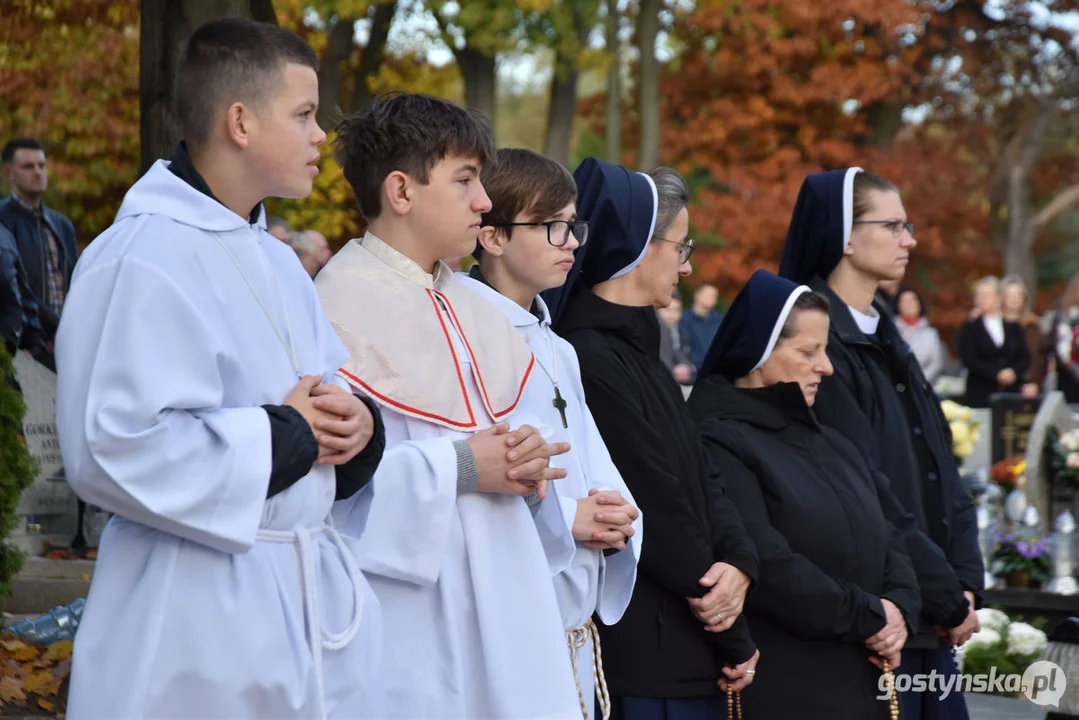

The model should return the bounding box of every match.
[573,489,639,551]
[467,424,570,499]
[285,375,375,465]
[866,598,907,670]
[687,562,750,633]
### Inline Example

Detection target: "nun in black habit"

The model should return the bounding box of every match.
[543,158,760,720]
[687,269,921,719]
[778,169,984,720]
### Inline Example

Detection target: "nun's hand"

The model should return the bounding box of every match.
[688,562,749,632]
[718,649,759,692]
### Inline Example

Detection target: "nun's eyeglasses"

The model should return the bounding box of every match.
[497,220,589,248]
[853,219,915,238]
[654,236,695,264]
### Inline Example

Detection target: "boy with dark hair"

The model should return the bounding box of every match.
[316,94,582,719]
[55,17,384,719]
[459,147,642,719]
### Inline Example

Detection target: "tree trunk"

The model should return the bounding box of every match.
[543,5,587,165]
[636,0,661,170]
[863,99,905,151]
[317,18,356,128]
[457,48,498,127]
[351,0,397,113]
[1005,166,1037,292]
[139,0,271,173]
[605,0,622,163]
[544,66,579,165]
[1001,108,1053,292]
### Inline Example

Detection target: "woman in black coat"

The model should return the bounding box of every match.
[543,158,759,720]
[778,168,983,720]
[688,269,920,719]
[957,276,1029,408]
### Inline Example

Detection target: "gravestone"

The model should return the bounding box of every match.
[1023,391,1077,532]
[10,352,76,554]
[989,393,1042,464]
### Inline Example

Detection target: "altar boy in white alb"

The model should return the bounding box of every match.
[54,19,383,719]
[459,147,642,719]
[316,93,584,719]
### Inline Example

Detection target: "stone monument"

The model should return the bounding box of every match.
[1024,391,1077,531]
[10,351,76,554]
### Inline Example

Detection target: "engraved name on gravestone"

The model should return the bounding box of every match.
[12,352,74,519]
[990,393,1041,465]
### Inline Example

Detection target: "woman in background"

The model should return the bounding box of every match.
[895,287,944,385]
[1000,275,1047,398]
[1051,273,1079,403]
[957,277,1029,408]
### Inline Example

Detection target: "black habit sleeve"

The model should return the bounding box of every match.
[702,439,888,642]
[867,470,925,631]
[701,447,760,585]
[813,353,970,628]
[578,353,718,599]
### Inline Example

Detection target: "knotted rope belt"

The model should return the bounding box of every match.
[567,619,610,720]
[257,524,365,720]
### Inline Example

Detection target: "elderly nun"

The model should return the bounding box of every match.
[544,157,759,720]
[687,269,920,719]
[779,168,984,720]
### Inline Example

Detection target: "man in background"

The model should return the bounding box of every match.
[266,215,291,242]
[289,229,332,278]
[0,137,77,356]
[658,293,694,385]
[679,283,723,370]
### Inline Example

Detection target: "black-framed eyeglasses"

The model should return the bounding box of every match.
[853,219,915,238]
[654,236,695,264]
[497,220,589,248]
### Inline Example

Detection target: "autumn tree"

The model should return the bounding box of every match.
[0,0,140,244]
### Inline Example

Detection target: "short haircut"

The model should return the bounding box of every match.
[778,291,831,342]
[175,18,318,150]
[852,171,899,221]
[475,148,577,259]
[648,166,690,239]
[2,137,44,164]
[266,215,290,233]
[333,92,496,221]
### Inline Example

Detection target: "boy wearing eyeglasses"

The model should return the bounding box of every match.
[459,147,641,720]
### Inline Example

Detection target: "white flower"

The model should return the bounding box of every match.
[1068,452,1079,469]
[963,627,1002,651]
[1006,622,1048,657]
[976,608,1010,634]
[1061,430,1079,452]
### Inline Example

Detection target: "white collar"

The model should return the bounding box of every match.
[848,303,881,335]
[456,272,553,329]
[360,231,445,289]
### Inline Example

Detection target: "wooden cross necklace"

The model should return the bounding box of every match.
[533,325,568,428]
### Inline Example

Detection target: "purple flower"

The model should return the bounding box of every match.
[1017,541,1031,557]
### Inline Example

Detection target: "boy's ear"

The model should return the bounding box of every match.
[477,225,507,258]
[225,102,252,150]
[382,171,412,216]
